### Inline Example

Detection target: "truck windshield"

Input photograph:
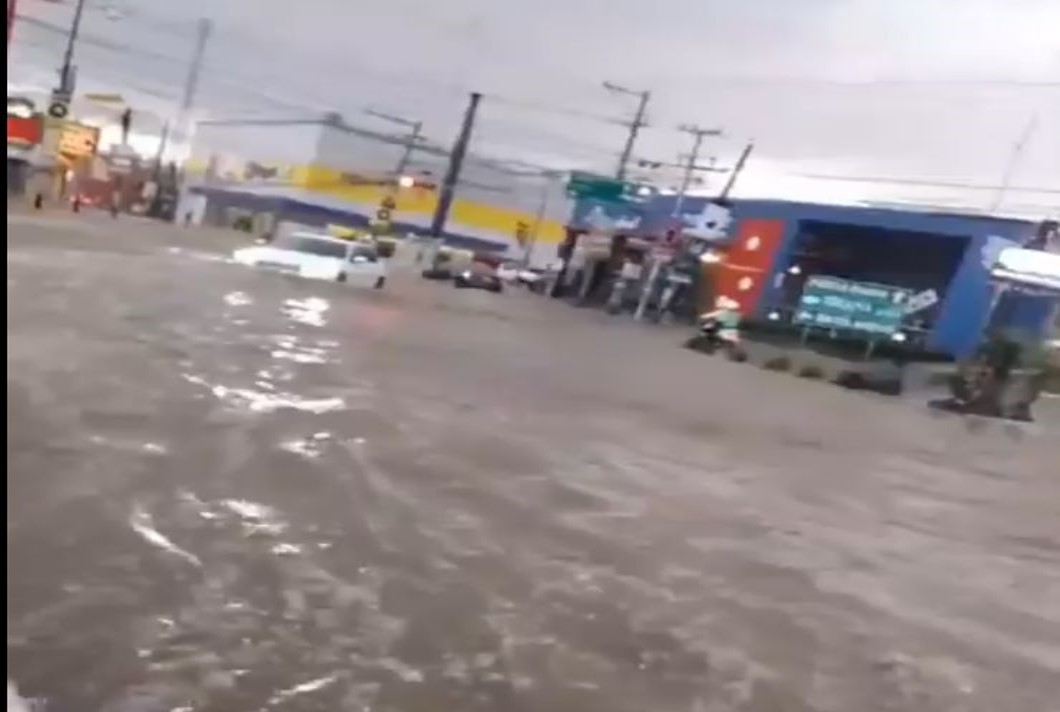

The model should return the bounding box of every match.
[275,235,348,259]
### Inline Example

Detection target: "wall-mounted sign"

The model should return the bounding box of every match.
[7,114,43,146]
[58,122,99,159]
[795,276,911,336]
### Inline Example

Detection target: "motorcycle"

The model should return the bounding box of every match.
[683,315,723,352]
[683,312,744,359]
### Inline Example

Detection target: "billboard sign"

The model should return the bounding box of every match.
[795,276,911,336]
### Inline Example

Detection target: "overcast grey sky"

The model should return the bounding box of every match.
[10,0,1060,213]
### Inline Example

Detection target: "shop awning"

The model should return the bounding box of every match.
[991,247,1060,295]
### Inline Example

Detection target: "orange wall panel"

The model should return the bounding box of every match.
[714,218,787,316]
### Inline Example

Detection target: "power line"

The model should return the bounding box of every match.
[480,93,625,127]
[363,108,424,176]
[795,172,1060,194]
[681,75,1060,89]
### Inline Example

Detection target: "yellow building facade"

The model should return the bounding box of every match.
[185,116,570,258]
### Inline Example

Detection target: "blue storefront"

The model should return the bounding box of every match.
[568,195,1054,359]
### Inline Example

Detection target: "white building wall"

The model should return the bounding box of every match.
[189,120,323,182]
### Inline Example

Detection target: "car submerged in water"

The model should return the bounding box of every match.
[453,262,504,293]
[232,233,387,288]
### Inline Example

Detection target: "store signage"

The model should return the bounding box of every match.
[904,288,939,315]
[795,276,911,336]
[58,122,99,159]
[566,171,647,205]
[992,248,1060,293]
[7,114,43,146]
[681,201,733,242]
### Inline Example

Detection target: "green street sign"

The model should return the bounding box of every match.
[566,171,640,203]
[795,276,911,337]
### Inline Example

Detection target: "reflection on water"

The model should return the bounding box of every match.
[129,504,203,568]
[280,431,332,459]
[181,372,347,414]
[223,290,253,307]
[282,296,330,328]
[266,674,341,706]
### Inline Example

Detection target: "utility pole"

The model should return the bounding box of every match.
[178,18,211,118]
[428,92,482,251]
[673,124,722,217]
[991,114,1039,213]
[57,0,87,95]
[719,141,755,200]
[604,81,650,181]
[525,169,563,267]
[7,0,18,58]
[143,16,209,170]
[365,108,423,177]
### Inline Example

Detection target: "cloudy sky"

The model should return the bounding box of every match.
[10,0,1060,214]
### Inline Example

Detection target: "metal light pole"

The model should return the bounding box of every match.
[57,0,88,95]
[604,81,650,181]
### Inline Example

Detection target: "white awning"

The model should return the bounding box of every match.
[991,247,1060,294]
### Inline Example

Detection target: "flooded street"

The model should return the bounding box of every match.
[7,214,1060,712]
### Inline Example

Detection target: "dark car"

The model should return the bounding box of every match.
[421,266,453,280]
[453,267,503,293]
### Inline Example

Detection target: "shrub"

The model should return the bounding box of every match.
[798,365,825,379]
[763,356,791,372]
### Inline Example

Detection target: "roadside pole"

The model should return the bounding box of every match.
[57,0,88,95]
[719,141,754,200]
[604,81,650,181]
[365,109,424,178]
[7,0,17,58]
[428,92,482,263]
[634,126,722,322]
[634,249,665,321]
[174,18,212,141]
[524,177,551,266]
[395,121,422,176]
[672,125,722,217]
